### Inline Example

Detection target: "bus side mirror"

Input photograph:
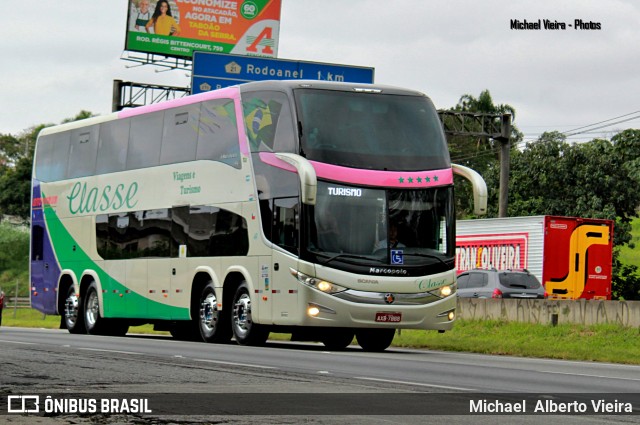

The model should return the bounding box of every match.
[452,164,487,215]
[275,153,317,205]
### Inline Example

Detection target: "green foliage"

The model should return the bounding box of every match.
[0,112,95,221]
[485,130,640,248]
[0,223,30,295]
[0,156,33,219]
[446,90,522,218]
[611,257,640,301]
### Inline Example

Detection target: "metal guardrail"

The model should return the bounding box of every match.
[7,296,30,308]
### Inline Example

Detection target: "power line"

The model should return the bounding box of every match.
[449,110,640,163]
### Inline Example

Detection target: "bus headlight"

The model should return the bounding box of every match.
[440,285,453,297]
[429,284,455,298]
[291,269,348,294]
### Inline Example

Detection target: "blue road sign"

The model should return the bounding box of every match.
[191,52,374,94]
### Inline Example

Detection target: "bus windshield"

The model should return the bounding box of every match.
[294,89,450,171]
[307,181,454,268]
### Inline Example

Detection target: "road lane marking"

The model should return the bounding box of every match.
[541,370,640,382]
[78,348,143,356]
[0,339,37,345]
[194,358,277,370]
[354,377,476,391]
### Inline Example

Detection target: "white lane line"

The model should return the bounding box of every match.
[354,376,476,392]
[194,358,278,370]
[0,339,37,346]
[78,347,143,356]
[541,370,640,382]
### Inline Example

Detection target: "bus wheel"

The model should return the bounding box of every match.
[322,329,355,350]
[84,283,107,335]
[199,282,231,343]
[64,286,86,334]
[355,329,395,352]
[231,281,268,346]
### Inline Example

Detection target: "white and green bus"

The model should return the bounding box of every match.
[30,80,486,351]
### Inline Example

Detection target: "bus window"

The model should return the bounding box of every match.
[67,125,99,179]
[35,132,70,182]
[96,119,130,174]
[127,111,164,170]
[31,225,44,261]
[196,99,241,168]
[273,197,299,255]
[160,104,200,165]
[242,91,296,153]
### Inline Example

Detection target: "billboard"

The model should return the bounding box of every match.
[125,0,281,59]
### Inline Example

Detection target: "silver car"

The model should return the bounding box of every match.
[456,269,546,299]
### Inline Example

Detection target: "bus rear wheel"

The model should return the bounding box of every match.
[231,281,268,346]
[64,285,86,334]
[199,282,232,343]
[355,328,396,352]
[84,283,129,336]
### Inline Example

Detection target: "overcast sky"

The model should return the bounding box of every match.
[2,0,639,144]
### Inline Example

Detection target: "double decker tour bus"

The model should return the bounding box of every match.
[30,80,486,351]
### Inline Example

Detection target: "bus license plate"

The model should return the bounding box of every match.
[375,312,402,323]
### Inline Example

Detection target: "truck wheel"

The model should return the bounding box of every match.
[322,329,355,350]
[231,281,268,346]
[64,285,86,334]
[199,282,232,343]
[355,329,395,352]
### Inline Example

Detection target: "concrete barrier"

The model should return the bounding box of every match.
[457,298,640,327]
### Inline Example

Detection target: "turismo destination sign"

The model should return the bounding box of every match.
[125,0,282,59]
[191,52,375,93]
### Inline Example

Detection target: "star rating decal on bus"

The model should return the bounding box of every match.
[398,175,440,184]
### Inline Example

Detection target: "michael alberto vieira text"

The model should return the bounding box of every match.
[470,399,633,414]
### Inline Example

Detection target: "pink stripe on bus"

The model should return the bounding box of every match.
[259,152,453,187]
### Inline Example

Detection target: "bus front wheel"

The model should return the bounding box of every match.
[231,281,268,346]
[355,328,395,352]
[322,329,355,350]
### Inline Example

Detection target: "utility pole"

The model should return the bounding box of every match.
[497,114,512,218]
[438,111,512,217]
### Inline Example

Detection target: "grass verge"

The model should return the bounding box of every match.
[3,308,639,365]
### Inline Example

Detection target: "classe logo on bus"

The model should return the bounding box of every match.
[67,182,139,215]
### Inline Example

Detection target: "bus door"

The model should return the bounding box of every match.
[30,221,58,314]
[169,206,195,321]
[269,197,300,325]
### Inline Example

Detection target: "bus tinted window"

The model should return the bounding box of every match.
[295,89,450,171]
[97,119,130,174]
[97,205,248,259]
[35,132,71,182]
[160,104,200,165]
[127,111,164,170]
[196,99,241,168]
[242,91,296,153]
[67,125,99,178]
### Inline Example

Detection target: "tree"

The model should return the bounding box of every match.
[445,89,521,218]
[0,112,96,221]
